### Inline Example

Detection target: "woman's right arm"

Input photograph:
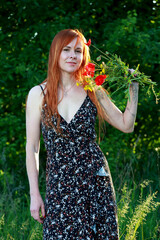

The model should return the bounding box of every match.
[26,86,45,223]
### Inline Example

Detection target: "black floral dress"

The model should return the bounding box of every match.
[40,88,119,240]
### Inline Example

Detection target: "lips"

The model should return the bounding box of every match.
[67,62,76,65]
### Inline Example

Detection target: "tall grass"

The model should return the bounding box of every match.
[0,192,43,240]
[0,150,160,239]
[118,180,160,239]
[0,176,159,239]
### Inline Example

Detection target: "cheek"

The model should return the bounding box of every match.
[59,53,66,67]
[60,50,68,60]
[78,54,83,65]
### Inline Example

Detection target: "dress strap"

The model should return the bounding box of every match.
[39,85,45,96]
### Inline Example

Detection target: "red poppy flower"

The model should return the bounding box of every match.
[95,75,106,85]
[85,39,91,46]
[83,63,95,77]
[85,63,95,72]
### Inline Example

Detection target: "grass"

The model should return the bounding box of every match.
[117,181,160,239]
[0,174,160,240]
[0,149,160,240]
[0,192,43,240]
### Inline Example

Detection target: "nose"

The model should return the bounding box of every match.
[69,50,77,59]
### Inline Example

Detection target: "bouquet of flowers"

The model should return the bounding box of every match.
[77,39,158,103]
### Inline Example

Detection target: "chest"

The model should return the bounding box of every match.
[57,91,87,124]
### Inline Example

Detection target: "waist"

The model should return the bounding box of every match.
[69,135,96,147]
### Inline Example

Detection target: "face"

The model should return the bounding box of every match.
[58,37,83,74]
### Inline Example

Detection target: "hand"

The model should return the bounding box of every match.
[30,193,45,224]
[128,68,135,75]
[128,68,139,85]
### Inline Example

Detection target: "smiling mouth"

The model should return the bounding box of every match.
[67,62,76,65]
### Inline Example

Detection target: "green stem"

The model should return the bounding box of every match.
[91,44,112,60]
[110,84,127,96]
[106,82,119,88]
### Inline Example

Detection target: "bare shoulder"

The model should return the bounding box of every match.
[26,85,44,112]
[28,85,43,98]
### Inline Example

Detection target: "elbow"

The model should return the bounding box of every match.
[122,126,134,133]
[122,117,135,133]
[26,141,40,154]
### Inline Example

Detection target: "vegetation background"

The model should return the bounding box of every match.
[0,0,159,239]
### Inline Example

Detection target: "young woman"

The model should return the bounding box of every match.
[26,29,139,239]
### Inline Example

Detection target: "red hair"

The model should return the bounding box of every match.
[41,29,105,132]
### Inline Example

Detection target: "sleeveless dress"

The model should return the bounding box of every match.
[40,86,119,240]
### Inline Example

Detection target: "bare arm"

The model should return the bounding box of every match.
[95,82,139,133]
[123,82,139,131]
[26,85,45,223]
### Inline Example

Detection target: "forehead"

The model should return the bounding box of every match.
[66,37,83,48]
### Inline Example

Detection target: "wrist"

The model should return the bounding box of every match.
[131,81,139,86]
[30,190,40,197]
[130,82,139,93]
[94,85,101,92]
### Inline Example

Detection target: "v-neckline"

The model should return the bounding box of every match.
[59,95,88,125]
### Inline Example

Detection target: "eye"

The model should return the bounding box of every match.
[75,50,82,53]
[63,48,69,51]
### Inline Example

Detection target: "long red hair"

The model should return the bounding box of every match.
[41,29,105,132]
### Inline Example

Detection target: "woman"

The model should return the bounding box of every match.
[26,29,138,239]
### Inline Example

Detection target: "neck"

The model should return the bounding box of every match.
[60,72,75,88]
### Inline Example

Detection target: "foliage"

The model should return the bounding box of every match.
[118,180,160,239]
[82,44,158,102]
[0,0,160,238]
[0,0,159,178]
[0,175,159,239]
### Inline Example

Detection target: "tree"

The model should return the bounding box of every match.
[0,0,159,190]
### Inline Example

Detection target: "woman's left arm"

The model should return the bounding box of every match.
[95,82,139,133]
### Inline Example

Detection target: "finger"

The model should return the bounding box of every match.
[128,68,135,74]
[33,215,43,224]
[37,217,43,224]
[31,210,43,224]
[41,203,46,218]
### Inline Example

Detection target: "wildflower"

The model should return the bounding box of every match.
[84,85,93,91]
[81,43,157,101]
[83,63,95,77]
[85,39,91,46]
[85,63,95,72]
[95,75,107,86]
